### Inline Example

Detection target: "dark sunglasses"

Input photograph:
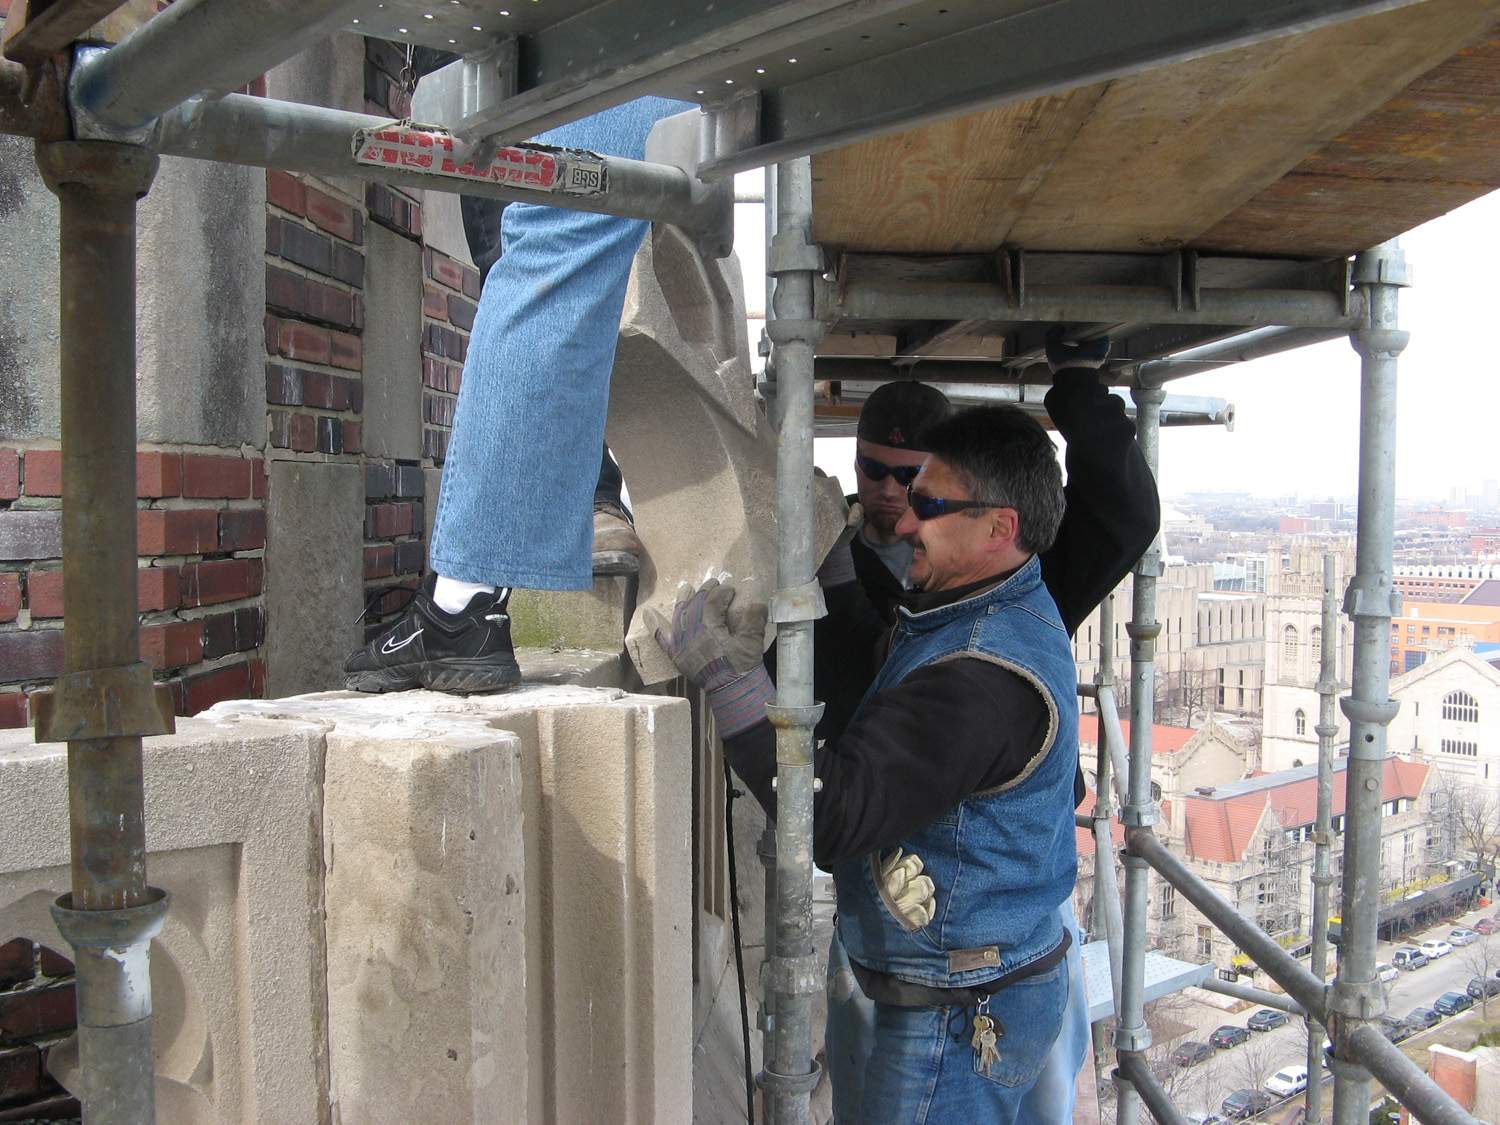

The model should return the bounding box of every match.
[906,484,1001,521]
[856,454,924,486]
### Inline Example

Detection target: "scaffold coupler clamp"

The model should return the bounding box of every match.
[51,888,170,1027]
[1351,242,1411,289]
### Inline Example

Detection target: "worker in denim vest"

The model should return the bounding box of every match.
[656,404,1089,1122]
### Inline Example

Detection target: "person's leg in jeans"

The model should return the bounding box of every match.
[345,96,690,693]
[460,197,642,576]
[1016,900,1090,1121]
[825,930,876,1123]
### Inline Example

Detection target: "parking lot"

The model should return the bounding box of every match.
[1157,902,1499,1120]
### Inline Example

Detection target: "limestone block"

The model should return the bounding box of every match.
[265,460,364,698]
[0,714,329,1123]
[0,134,61,440]
[362,223,424,461]
[266,32,367,199]
[607,223,843,684]
[217,683,693,1124]
[136,157,265,448]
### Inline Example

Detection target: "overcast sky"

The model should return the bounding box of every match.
[736,181,1500,505]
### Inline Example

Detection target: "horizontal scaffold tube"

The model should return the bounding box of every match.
[1126,828,1327,1020]
[1347,1023,1475,1125]
[1199,976,1305,1015]
[828,280,1365,330]
[1115,1052,1190,1125]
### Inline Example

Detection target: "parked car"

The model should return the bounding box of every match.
[1434,990,1475,1017]
[1392,947,1428,970]
[1174,1040,1215,1067]
[1264,1065,1310,1097]
[1405,1006,1441,1030]
[1475,917,1500,935]
[1221,1089,1277,1119]
[1210,1024,1252,1049]
[1186,1115,1224,1125]
[1420,939,1454,960]
[1468,975,1500,1000]
[1248,1008,1289,1032]
[1373,1015,1410,1043]
[1449,927,1479,946]
[1376,961,1398,983]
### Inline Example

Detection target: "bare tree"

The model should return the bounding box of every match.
[1460,935,1500,1020]
[1232,1030,1283,1095]
[1429,769,1500,878]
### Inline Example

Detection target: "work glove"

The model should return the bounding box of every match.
[646,578,774,737]
[879,848,936,930]
[816,500,864,588]
[1045,327,1111,373]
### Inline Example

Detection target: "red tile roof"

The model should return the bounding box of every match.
[1181,758,1429,864]
[1078,713,1197,755]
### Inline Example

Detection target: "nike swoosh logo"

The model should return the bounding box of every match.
[380,627,423,655]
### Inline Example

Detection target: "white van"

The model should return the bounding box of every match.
[1376,961,1397,983]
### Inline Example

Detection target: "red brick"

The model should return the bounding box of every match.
[21,450,60,497]
[409,202,423,239]
[179,558,263,607]
[427,250,465,291]
[139,620,203,670]
[183,662,252,715]
[182,455,253,499]
[137,509,218,556]
[342,420,362,454]
[0,1044,42,1103]
[423,285,449,320]
[329,330,361,371]
[36,947,72,978]
[0,573,17,623]
[277,320,332,365]
[137,566,180,612]
[304,186,358,243]
[250,459,266,500]
[0,450,17,501]
[364,544,394,579]
[266,169,305,215]
[289,413,316,453]
[136,452,183,498]
[248,658,266,699]
[264,314,279,355]
[0,980,76,1041]
[0,630,63,684]
[0,693,25,730]
[219,508,266,552]
[24,570,63,618]
[0,940,32,988]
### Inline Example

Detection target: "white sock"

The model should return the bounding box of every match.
[433,575,499,615]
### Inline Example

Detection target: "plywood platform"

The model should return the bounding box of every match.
[812,0,1500,258]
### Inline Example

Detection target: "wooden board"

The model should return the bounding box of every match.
[812,0,1500,257]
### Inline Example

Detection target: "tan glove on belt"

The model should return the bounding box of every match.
[879,848,936,929]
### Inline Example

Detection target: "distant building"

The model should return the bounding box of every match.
[1389,600,1500,673]
[1215,551,1268,593]
[1473,528,1500,556]
[1390,646,1500,793]
[1394,563,1500,605]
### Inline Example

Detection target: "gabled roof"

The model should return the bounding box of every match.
[1180,757,1429,864]
[1390,645,1500,696]
[1078,713,1196,756]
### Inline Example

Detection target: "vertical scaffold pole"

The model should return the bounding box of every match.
[31,141,174,1125]
[1306,553,1340,1124]
[1330,242,1408,1125]
[1114,383,1165,1125]
[761,154,826,1125]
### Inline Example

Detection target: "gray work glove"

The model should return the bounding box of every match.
[817,501,864,588]
[646,578,775,737]
[1045,327,1111,373]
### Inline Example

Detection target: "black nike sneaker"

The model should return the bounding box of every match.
[344,575,521,694]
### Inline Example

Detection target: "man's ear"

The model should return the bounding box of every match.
[987,508,1020,551]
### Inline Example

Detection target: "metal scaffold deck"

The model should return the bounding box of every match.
[2,0,1499,1121]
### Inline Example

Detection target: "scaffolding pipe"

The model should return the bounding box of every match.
[828,280,1365,331]
[1115,1052,1190,1125]
[1346,1023,1476,1125]
[1330,242,1408,1125]
[1114,382,1164,1125]
[1092,594,1125,1017]
[1307,553,1341,1123]
[761,154,824,1125]
[33,140,172,1125]
[1198,976,1306,1015]
[1128,829,1328,1018]
[1132,326,1349,384]
[72,0,364,131]
[1096,684,1130,809]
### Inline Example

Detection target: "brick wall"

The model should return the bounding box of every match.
[0,450,268,728]
[0,938,78,1119]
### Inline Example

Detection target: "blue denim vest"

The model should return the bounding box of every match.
[833,554,1080,989]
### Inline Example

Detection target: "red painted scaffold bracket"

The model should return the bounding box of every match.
[351,126,608,196]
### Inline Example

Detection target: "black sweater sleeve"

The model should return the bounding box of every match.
[1041,369,1161,635]
[723,658,1050,868]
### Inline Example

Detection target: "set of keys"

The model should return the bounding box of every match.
[971,996,1003,1075]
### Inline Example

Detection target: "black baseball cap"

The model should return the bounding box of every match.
[856,382,952,452]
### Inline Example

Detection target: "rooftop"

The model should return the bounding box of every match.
[1078,713,1197,755]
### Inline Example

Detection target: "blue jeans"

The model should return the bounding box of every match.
[430,96,692,590]
[828,902,1088,1124]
